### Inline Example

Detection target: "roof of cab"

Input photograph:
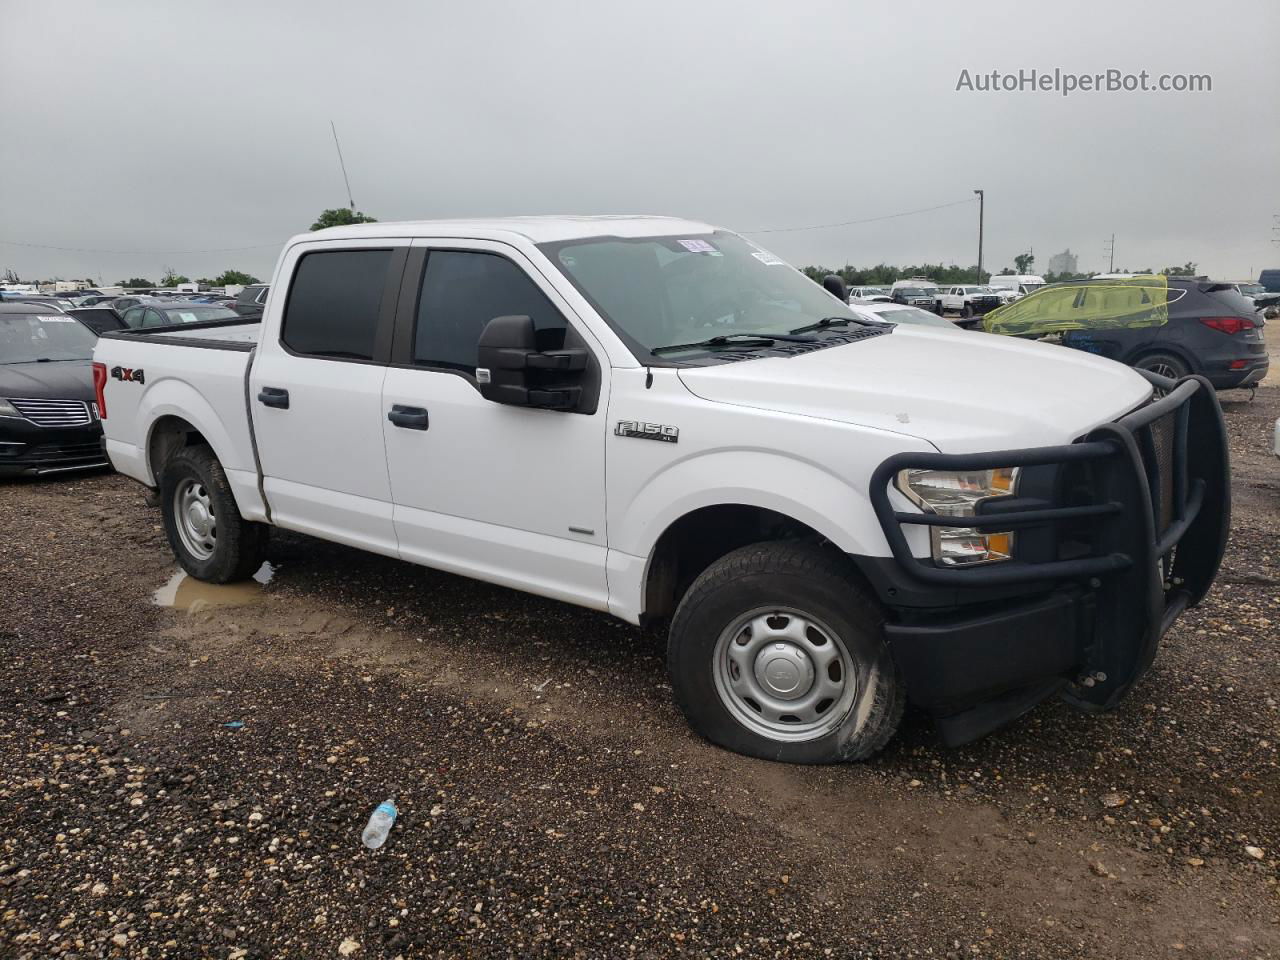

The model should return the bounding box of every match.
[294,215,718,246]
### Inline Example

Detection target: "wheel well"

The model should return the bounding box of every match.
[147,416,209,483]
[1128,346,1195,373]
[642,505,826,625]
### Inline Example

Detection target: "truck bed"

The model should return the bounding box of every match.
[94,318,266,518]
[97,319,261,351]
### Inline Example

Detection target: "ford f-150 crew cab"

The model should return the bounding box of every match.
[94,217,1230,764]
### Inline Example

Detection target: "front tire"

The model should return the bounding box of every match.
[667,542,904,764]
[159,444,265,583]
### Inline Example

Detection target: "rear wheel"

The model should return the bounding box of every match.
[160,445,265,582]
[667,542,904,764]
[1135,352,1190,380]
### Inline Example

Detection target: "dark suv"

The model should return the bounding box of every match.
[232,283,269,319]
[1058,278,1268,390]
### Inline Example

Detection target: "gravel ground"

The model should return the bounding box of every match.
[1,381,1277,959]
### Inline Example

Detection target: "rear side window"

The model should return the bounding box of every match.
[282,250,391,360]
[413,251,566,373]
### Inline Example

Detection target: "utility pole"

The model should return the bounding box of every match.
[1104,233,1116,273]
[973,189,984,283]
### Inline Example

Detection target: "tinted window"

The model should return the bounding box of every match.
[413,251,565,372]
[282,250,391,360]
[122,307,146,328]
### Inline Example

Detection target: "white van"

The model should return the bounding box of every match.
[988,274,1046,302]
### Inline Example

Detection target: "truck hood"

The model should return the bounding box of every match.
[676,327,1152,453]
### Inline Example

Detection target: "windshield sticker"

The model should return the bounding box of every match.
[175,312,199,324]
[751,251,785,266]
[678,238,717,254]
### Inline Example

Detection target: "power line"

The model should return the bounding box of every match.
[740,197,977,234]
[0,239,279,255]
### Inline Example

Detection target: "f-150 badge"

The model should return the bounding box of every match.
[615,420,678,443]
[110,366,145,384]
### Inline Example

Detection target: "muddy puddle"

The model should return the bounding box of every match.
[153,562,276,612]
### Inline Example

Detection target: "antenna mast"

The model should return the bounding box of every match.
[330,120,355,212]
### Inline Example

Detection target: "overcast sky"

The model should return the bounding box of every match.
[2,0,1277,284]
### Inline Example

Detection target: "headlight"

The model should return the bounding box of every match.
[0,399,21,418]
[895,468,1020,566]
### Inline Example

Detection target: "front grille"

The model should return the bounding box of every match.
[1145,412,1177,534]
[9,398,91,427]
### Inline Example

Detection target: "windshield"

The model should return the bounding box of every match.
[0,313,97,363]
[1238,283,1265,296]
[540,231,858,356]
[158,305,239,324]
[897,287,935,297]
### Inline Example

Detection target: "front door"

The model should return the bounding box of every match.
[381,240,610,610]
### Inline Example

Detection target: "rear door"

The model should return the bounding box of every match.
[380,239,610,610]
[249,242,408,555]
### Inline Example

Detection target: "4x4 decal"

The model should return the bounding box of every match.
[110,366,145,384]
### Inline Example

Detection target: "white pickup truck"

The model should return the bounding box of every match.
[94,216,1230,763]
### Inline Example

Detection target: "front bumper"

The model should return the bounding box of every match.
[860,375,1229,743]
[0,419,107,477]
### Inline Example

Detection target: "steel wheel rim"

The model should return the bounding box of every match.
[712,606,859,742]
[173,477,216,561]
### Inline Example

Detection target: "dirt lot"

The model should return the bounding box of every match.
[1,382,1278,959]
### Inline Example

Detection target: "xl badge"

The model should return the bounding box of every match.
[615,420,678,443]
[110,365,145,384]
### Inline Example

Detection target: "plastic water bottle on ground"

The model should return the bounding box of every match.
[362,798,397,850]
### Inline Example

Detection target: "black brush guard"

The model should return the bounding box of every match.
[868,374,1230,713]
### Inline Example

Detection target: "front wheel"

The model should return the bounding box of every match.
[667,542,904,763]
[160,444,266,582]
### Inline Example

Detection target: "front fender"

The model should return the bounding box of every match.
[617,446,904,562]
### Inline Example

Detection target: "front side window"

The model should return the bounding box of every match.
[540,231,858,359]
[282,250,391,360]
[413,250,566,373]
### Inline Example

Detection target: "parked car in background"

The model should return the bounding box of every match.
[119,300,241,329]
[855,301,962,330]
[889,279,942,313]
[847,286,892,302]
[67,306,128,335]
[13,295,77,311]
[939,285,1002,322]
[0,302,107,476]
[988,276,1269,390]
[110,294,159,313]
[232,283,269,318]
[78,294,118,307]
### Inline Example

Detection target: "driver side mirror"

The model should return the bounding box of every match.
[476,315,588,410]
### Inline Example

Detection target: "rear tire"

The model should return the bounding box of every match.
[1134,352,1190,380]
[667,542,904,764]
[159,445,266,583]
